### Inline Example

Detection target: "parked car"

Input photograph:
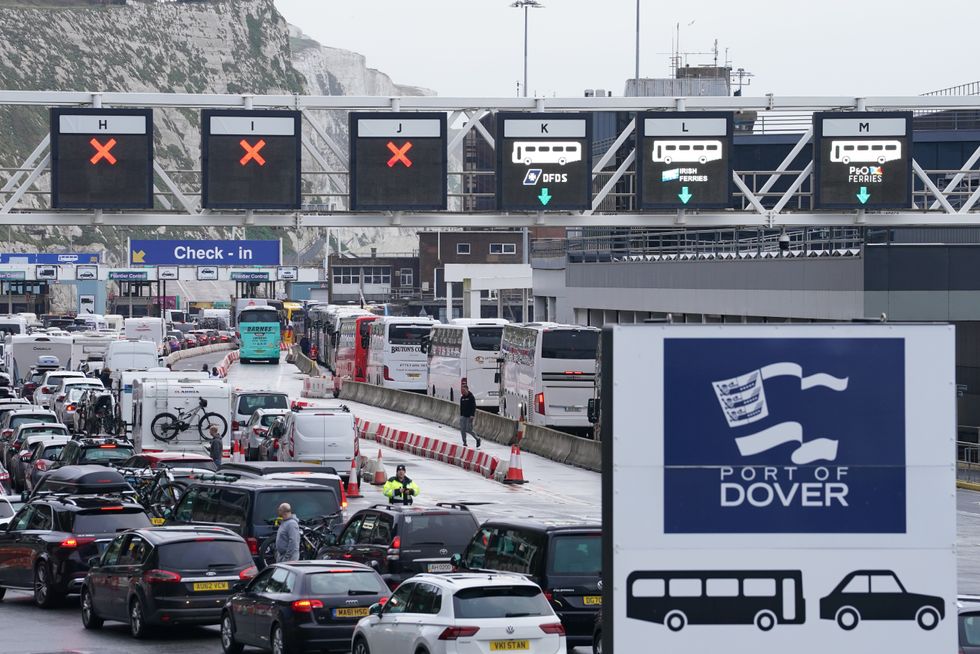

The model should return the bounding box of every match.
[352,573,567,654]
[121,451,218,471]
[33,371,86,408]
[183,334,199,349]
[230,391,289,446]
[242,408,289,460]
[220,462,346,513]
[220,560,390,654]
[256,418,286,461]
[0,494,150,607]
[7,423,69,483]
[81,525,257,637]
[14,433,71,492]
[455,520,602,649]
[165,477,343,564]
[53,437,135,469]
[0,409,59,469]
[320,503,480,590]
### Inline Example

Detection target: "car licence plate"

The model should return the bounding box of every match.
[150,517,166,526]
[488,391,499,396]
[427,563,453,573]
[333,607,370,618]
[192,581,229,592]
[563,406,581,412]
[490,641,529,651]
[583,595,602,605]
[407,373,420,379]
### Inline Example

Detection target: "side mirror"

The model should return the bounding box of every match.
[368,559,380,569]
[368,602,383,616]
[87,555,101,568]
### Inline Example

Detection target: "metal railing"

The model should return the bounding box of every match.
[958,439,980,484]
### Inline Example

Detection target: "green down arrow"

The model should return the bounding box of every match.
[538,188,552,206]
[678,186,693,205]
[856,187,871,204]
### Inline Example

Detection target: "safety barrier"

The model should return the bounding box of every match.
[214,350,240,378]
[301,376,333,399]
[340,381,601,472]
[163,342,236,366]
[288,345,321,378]
[354,416,504,482]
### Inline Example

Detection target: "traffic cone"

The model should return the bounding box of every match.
[346,459,362,498]
[372,449,387,485]
[503,444,528,484]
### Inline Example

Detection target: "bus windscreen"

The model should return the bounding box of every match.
[239,310,279,324]
[388,325,430,345]
[468,327,504,351]
[541,330,598,360]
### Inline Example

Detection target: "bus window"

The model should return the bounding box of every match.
[526,146,536,153]
[885,144,898,150]
[539,146,550,152]
[467,327,504,351]
[666,145,676,151]
[743,578,776,596]
[871,145,883,151]
[239,309,279,324]
[552,146,564,152]
[678,145,691,151]
[389,325,431,346]
[541,330,598,359]
[857,144,869,151]
[844,145,855,151]
[692,145,704,150]
[632,579,665,597]
[705,578,739,597]
[669,578,701,597]
[707,144,718,151]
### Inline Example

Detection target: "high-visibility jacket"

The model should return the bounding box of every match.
[382,475,420,503]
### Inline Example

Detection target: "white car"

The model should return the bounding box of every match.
[243,408,290,460]
[51,378,104,428]
[352,573,567,654]
[33,371,86,408]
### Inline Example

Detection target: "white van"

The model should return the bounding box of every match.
[230,390,290,444]
[427,319,508,410]
[276,406,355,480]
[74,314,108,332]
[118,369,209,435]
[131,378,231,455]
[106,340,161,386]
[0,316,28,338]
[70,332,115,371]
[104,315,124,333]
[4,334,73,383]
[123,317,165,350]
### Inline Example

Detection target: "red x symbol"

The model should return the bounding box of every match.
[386,141,413,168]
[240,139,267,166]
[89,138,117,165]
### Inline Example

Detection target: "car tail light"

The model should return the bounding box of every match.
[56,394,65,402]
[339,480,347,510]
[273,440,280,451]
[239,565,258,580]
[291,599,324,613]
[378,596,389,605]
[100,506,123,511]
[232,420,240,431]
[143,569,182,583]
[66,403,77,412]
[438,626,480,640]
[563,370,584,376]
[60,536,96,549]
[0,471,9,481]
[246,537,259,555]
[253,427,268,436]
[535,392,545,415]
[383,366,392,381]
[540,623,566,635]
[34,460,47,472]
[387,535,400,560]
[544,590,553,603]
[99,444,116,449]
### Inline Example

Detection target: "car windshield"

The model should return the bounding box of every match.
[80,446,134,462]
[253,490,339,525]
[468,327,504,352]
[541,330,598,360]
[158,458,217,471]
[400,513,476,549]
[238,395,288,414]
[260,414,283,427]
[452,585,552,619]
[40,445,67,460]
[11,415,55,429]
[157,540,252,570]
[549,534,601,575]
[71,510,150,533]
[963,611,980,646]
[23,428,67,437]
[307,571,387,595]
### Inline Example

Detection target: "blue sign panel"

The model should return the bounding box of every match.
[0,253,100,264]
[663,337,906,534]
[129,240,280,266]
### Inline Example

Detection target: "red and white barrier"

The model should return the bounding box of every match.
[215,350,240,378]
[301,376,332,398]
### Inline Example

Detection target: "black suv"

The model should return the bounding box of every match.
[81,525,257,638]
[0,494,150,607]
[28,464,135,500]
[455,520,602,649]
[319,503,480,589]
[165,477,342,563]
[54,438,135,468]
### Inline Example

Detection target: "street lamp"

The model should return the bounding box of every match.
[510,0,545,98]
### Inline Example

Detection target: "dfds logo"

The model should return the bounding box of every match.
[663,338,906,534]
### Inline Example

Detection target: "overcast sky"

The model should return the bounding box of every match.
[274,0,975,98]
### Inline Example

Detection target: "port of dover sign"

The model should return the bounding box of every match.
[600,324,955,653]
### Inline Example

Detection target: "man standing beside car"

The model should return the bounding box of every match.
[459,380,481,448]
[275,502,301,562]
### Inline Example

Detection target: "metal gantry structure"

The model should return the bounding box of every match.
[2,90,980,228]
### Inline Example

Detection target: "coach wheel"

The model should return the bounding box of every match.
[664,610,687,632]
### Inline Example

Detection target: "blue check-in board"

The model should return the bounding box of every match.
[129,239,280,266]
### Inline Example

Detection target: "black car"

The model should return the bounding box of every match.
[221,462,346,511]
[221,560,389,654]
[81,525,257,638]
[319,503,480,590]
[53,437,135,468]
[455,520,602,649]
[819,569,945,631]
[165,477,342,564]
[28,465,136,500]
[0,494,150,607]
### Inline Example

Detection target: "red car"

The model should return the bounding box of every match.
[183,334,199,348]
[120,451,217,471]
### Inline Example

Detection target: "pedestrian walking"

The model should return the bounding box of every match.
[206,424,223,468]
[275,503,301,562]
[459,380,481,448]
[299,334,311,358]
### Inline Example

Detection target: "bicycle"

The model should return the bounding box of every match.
[150,398,228,442]
[258,513,342,568]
